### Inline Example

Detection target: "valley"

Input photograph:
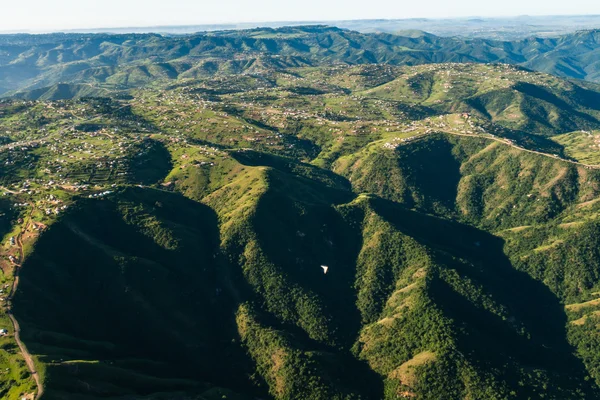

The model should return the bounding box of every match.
[2,36,600,399]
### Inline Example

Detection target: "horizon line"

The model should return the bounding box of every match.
[2,13,600,35]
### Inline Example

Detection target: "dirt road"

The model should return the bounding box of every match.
[5,202,44,399]
[406,129,600,169]
[7,309,43,398]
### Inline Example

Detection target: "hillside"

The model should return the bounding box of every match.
[4,62,600,399]
[12,147,600,399]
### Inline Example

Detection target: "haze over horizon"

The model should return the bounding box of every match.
[3,0,600,32]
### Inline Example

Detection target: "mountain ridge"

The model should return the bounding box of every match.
[4,26,600,97]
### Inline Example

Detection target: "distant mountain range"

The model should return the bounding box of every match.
[7,15,600,40]
[2,25,600,98]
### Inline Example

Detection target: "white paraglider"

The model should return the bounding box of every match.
[321,265,329,274]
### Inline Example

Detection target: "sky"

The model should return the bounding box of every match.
[2,0,600,32]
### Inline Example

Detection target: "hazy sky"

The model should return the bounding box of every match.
[3,0,600,32]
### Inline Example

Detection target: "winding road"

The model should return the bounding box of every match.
[5,201,44,399]
[442,130,600,169]
[400,127,600,170]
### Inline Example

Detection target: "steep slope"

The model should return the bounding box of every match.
[333,129,600,391]
[352,196,595,399]
[209,148,600,398]
[334,132,600,229]
[12,188,258,399]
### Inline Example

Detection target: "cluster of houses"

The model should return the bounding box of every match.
[383,135,420,150]
[88,190,112,199]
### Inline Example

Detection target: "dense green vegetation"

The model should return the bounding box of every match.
[4,47,600,399]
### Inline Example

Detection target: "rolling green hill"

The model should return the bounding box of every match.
[4,60,600,399]
[13,145,600,399]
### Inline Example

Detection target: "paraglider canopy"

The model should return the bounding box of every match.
[321,265,329,274]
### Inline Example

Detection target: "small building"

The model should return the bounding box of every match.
[0,329,8,336]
